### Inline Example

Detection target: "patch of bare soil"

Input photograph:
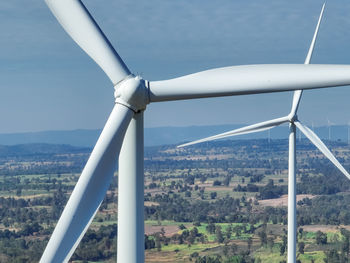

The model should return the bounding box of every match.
[206,186,232,192]
[145,201,160,207]
[144,189,167,195]
[302,225,350,233]
[258,194,315,207]
[145,224,192,237]
[145,251,179,263]
[2,193,51,200]
[145,225,180,237]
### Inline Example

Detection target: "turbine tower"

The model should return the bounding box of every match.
[179,4,350,263]
[41,1,350,262]
[348,121,350,145]
[327,118,334,141]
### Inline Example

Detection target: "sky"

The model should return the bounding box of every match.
[1,0,350,133]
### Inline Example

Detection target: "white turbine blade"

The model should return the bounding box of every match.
[45,0,130,84]
[290,90,303,116]
[290,4,325,115]
[305,3,325,65]
[40,104,134,263]
[178,116,289,147]
[295,121,350,180]
[149,64,350,102]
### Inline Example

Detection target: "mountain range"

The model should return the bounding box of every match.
[0,124,349,147]
[0,124,348,147]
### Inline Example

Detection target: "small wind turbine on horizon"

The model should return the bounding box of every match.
[347,121,350,145]
[327,118,335,141]
[40,0,350,262]
[179,4,350,263]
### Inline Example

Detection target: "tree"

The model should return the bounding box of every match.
[233,225,241,237]
[258,230,267,246]
[145,235,155,249]
[213,180,222,186]
[16,187,22,196]
[247,237,252,252]
[316,231,327,245]
[324,248,340,263]
[298,227,304,239]
[267,236,275,252]
[298,242,305,254]
[280,235,287,255]
[216,226,224,243]
[210,192,217,199]
[226,225,232,239]
[179,224,186,230]
[280,244,286,256]
[223,244,229,257]
[155,233,162,251]
[223,176,231,186]
[200,176,207,183]
[206,223,216,234]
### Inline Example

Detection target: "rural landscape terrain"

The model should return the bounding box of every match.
[0,138,350,262]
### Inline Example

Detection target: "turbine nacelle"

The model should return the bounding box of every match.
[114,76,150,112]
[288,113,298,123]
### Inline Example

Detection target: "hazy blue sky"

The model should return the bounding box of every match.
[1,0,350,133]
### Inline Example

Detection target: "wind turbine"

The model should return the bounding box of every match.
[348,121,350,145]
[179,4,350,263]
[41,1,350,262]
[327,118,334,141]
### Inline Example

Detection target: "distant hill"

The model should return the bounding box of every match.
[0,124,348,147]
[0,129,99,148]
[0,143,90,157]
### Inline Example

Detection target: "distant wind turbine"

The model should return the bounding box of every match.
[327,118,334,141]
[179,4,350,263]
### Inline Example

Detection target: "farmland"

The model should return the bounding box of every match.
[0,139,350,262]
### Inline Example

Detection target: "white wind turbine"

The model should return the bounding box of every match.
[348,121,350,145]
[179,4,350,263]
[41,1,350,262]
[327,118,335,141]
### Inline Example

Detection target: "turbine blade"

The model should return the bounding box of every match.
[295,121,350,180]
[45,0,130,84]
[290,4,325,115]
[305,3,325,65]
[40,104,134,263]
[290,90,303,116]
[178,116,289,148]
[149,64,350,102]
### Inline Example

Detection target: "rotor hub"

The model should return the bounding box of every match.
[288,113,298,123]
[114,75,150,112]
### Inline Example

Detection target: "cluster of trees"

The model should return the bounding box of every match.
[71,224,118,261]
[145,222,258,263]
[145,194,258,223]
[0,224,118,262]
[0,187,67,227]
[298,170,350,195]
[322,228,350,263]
[0,143,91,176]
[145,190,350,227]
[298,194,350,225]
[234,179,287,200]
[258,179,287,200]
